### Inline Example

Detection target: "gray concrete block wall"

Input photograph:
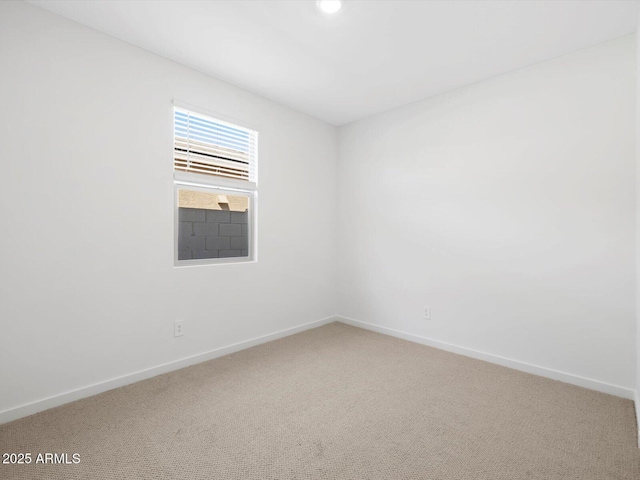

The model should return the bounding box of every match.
[178,207,249,261]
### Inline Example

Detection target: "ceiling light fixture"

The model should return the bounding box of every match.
[317,0,343,15]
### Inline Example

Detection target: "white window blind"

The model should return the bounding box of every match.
[174,107,257,185]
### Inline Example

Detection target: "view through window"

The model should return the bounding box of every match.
[173,106,257,264]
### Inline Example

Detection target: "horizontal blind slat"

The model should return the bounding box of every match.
[174,152,249,170]
[175,138,250,164]
[175,147,250,166]
[174,125,252,151]
[174,164,250,180]
[175,110,250,140]
[173,107,257,184]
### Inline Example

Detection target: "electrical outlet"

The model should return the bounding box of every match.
[424,306,431,320]
[174,320,185,337]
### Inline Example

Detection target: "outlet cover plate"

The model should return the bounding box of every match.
[174,320,185,337]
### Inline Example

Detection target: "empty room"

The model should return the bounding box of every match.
[1,0,640,478]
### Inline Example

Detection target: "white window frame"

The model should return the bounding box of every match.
[172,102,258,267]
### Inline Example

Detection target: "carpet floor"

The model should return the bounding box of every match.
[1,322,638,479]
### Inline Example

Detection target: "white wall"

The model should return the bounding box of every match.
[0,1,338,417]
[636,13,640,439]
[338,35,636,393]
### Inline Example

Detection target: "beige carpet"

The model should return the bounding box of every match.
[1,322,638,479]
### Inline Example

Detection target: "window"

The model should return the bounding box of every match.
[173,106,257,264]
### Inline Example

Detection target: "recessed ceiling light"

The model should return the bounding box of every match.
[317,0,343,15]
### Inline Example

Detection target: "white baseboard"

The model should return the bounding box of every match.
[0,315,338,425]
[635,390,640,448]
[337,316,635,400]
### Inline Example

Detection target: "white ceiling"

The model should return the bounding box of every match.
[29,0,640,125]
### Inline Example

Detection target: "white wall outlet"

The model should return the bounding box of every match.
[424,306,431,320]
[174,320,185,337]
